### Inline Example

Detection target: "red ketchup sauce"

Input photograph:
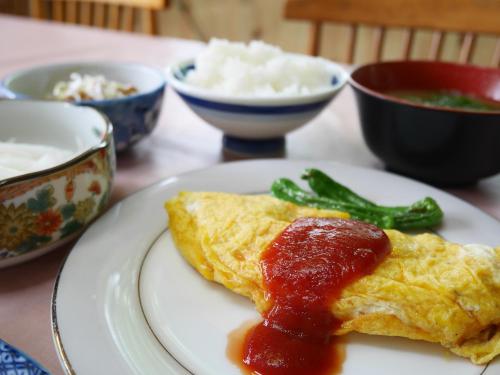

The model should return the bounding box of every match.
[237,217,391,375]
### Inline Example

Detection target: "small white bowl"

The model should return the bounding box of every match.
[166,56,348,154]
[0,100,115,268]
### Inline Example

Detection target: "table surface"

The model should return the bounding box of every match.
[1,15,499,375]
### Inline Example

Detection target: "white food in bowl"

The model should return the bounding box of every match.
[0,101,109,175]
[51,72,138,101]
[184,39,339,97]
[0,141,77,180]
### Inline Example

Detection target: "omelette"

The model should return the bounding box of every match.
[165,191,500,365]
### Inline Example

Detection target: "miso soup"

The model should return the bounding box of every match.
[386,90,500,111]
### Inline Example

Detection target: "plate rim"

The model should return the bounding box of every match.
[52,250,77,375]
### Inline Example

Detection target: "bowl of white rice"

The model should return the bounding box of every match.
[0,100,115,268]
[166,39,348,154]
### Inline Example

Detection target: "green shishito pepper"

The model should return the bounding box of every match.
[270,168,443,231]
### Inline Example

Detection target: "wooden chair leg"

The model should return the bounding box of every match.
[141,9,158,35]
[346,24,357,64]
[108,4,120,30]
[402,28,415,60]
[372,26,385,62]
[459,33,476,63]
[122,6,135,32]
[66,1,77,23]
[53,1,64,22]
[29,0,44,19]
[308,21,322,56]
[94,3,106,28]
[492,38,500,68]
[428,31,444,60]
[80,2,92,25]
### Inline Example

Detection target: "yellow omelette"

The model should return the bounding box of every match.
[166,191,500,365]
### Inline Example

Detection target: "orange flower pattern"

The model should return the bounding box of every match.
[88,180,101,195]
[65,179,75,201]
[36,209,63,236]
[0,167,112,260]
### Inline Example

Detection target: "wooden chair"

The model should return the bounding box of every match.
[284,0,500,66]
[29,0,169,35]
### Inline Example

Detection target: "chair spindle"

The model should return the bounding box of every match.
[65,1,77,23]
[29,0,44,19]
[122,6,135,32]
[428,31,443,60]
[141,9,157,35]
[80,1,92,25]
[308,21,322,56]
[459,32,476,63]
[107,4,120,30]
[372,26,385,62]
[402,28,415,59]
[93,2,106,27]
[53,0,64,22]
[492,38,500,67]
[346,24,357,64]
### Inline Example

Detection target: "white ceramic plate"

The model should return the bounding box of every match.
[53,160,499,375]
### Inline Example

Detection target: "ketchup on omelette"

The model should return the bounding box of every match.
[231,217,391,375]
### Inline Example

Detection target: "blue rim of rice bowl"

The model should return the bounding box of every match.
[177,92,331,114]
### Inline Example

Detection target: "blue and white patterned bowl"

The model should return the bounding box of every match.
[166,57,348,147]
[0,339,49,375]
[1,62,166,151]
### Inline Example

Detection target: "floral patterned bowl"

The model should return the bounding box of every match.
[1,62,166,151]
[0,100,115,268]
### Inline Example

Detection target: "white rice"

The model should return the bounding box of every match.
[0,141,76,180]
[184,39,338,97]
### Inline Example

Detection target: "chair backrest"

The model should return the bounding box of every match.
[29,0,169,34]
[285,0,500,67]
